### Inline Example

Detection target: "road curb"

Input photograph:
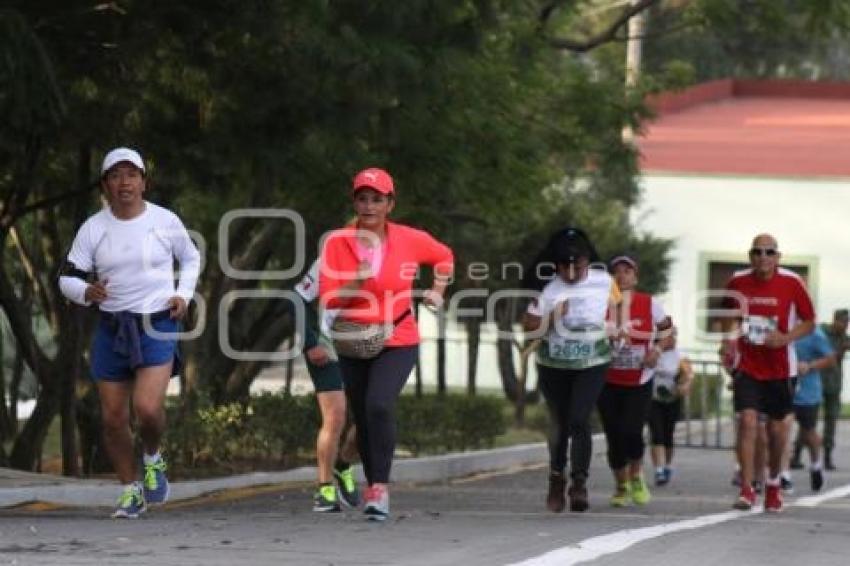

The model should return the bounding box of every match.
[0,442,551,509]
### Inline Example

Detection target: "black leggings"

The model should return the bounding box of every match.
[597,381,653,470]
[338,346,418,485]
[648,398,682,450]
[537,363,608,481]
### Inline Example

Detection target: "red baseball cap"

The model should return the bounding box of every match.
[352,167,394,195]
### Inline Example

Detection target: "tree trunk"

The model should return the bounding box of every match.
[414,301,423,397]
[0,326,12,441]
[495,300,520,401]
[284,336,295,395]
[9,347,23,428]
[465,317,481,396]
[0,329,9,465]
[60,376,80,476]
[514,340,539,427]
[59,328,81,476]
[9,383,59,472]
[495,299,539,409]
[436,308,447,396]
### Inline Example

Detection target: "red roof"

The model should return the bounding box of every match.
[638,79,850,178]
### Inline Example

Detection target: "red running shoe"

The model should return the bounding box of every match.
[764,484,783,513]
[733,484,757,510]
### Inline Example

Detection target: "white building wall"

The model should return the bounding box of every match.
[633,173,850,400]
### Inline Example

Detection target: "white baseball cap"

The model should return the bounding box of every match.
[101,147,145,175]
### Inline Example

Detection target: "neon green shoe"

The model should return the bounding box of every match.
[610,482,631,507]
[334,466,360,507]
[111,484,146,519]
[630,475,651,505]
[313,483,340,513]
[142,459,170,504]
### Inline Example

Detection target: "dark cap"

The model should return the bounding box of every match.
[553,233,592,265]
[522,226,600,291]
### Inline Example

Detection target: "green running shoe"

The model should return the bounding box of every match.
[630,475,651,505]
[142,459,170,505]
[313,484,341,513]
[610,482,631,507]
[334,466,361,508]
[111,484,146,519]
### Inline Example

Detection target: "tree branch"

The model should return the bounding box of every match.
[0,135,42,231]
[8,227,53,330]
[541,0,659,53]
[0,263,52,379]
[16,183,97,219]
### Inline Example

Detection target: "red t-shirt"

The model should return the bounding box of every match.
[319,221,454,347]
[607,292,655,387]
[724,268,815,380]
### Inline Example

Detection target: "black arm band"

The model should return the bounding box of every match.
[58,260,91,281]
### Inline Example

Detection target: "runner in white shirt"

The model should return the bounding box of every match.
[59,147,200,519]
[523,227,621,513]
[647,334,693,486]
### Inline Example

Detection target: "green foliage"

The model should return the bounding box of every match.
[163,391,507,473]
[643,0,850,81]
[396,394,507,455]
[247,392,321,461]
[2,0,680,422]
[163,392,320,472]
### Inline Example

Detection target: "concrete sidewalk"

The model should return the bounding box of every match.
[5,417,843,510]
[0,442,551,508]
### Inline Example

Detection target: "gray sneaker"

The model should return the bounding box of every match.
[363,485,389,522]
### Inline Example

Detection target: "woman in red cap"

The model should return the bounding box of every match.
[319,167,454,521]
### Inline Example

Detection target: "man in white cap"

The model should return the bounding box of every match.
[59,147,201,518]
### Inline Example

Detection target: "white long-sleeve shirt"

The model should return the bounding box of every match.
[59,202,201,313]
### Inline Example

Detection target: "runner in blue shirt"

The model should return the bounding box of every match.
[792,326,836,492]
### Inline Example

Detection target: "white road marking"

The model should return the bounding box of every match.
[791,483,850,508]
[505,483,850,566]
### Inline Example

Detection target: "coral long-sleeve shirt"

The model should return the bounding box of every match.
[319,221,454,347]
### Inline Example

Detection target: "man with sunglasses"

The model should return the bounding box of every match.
[720,234,815,512]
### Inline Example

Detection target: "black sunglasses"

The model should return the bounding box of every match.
[749,247,778,257]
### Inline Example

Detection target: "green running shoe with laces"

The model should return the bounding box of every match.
[334,466,360,508]
[630,475,651,505]
[112,484,146,519]
[313,483,341,513]
[142,459,170,504]
[610,482,631,507]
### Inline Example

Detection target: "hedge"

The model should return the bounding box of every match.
[163,392,507,474]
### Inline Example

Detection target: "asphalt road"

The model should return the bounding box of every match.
[1,445,848,566]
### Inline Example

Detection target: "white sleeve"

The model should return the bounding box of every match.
[651,297,668,326]
[294,260,321,303]
[169,213,201,303]
[59,276,90,306]
[58,221,95,306]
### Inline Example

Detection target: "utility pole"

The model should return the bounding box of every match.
[623,0,646,142]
